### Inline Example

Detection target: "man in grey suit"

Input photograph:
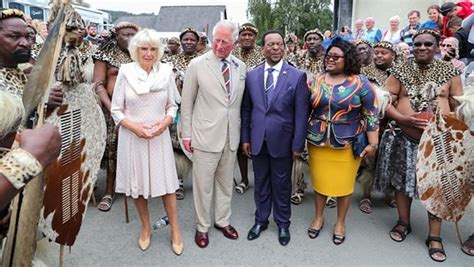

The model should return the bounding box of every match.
[180,20,247,248]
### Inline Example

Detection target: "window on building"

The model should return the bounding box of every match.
[8,3,25,12]
[30,6,44,20]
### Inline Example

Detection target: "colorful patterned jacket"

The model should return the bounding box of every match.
[306,74,379,148]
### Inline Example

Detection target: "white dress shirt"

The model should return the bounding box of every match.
[264,60,283,89]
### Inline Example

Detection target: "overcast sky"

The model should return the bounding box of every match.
[90,0,249,23]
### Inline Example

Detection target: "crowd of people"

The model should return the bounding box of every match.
[0,0,473,264]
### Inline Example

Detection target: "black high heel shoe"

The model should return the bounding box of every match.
[307,223,324,239]
[332,233,345,245]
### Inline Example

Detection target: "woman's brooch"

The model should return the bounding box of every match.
[337,85,346,93]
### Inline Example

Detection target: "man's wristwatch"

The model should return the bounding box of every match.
[369,143,378,150]
[0,148,43,189]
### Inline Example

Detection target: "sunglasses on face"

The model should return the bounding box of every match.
[413,42,435,48]
[325,54,344,61]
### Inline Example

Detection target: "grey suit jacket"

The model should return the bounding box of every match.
[181,51,247,152]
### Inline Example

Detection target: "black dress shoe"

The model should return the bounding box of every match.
[278,228,290,246]
[247,224,268,241]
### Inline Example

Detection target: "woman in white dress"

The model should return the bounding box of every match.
[111,28,183,255]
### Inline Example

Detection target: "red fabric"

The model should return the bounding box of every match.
[443,17,453,37]
[456,1,473,19]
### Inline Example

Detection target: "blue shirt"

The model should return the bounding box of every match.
[363,28,382,44]
[420,20,440,30]
[401,24,421,56]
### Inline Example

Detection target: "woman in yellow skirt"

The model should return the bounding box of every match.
[306,39,379,245]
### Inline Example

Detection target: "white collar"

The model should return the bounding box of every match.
[264,60,283,72]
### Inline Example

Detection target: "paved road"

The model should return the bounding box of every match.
[38,168,473,266]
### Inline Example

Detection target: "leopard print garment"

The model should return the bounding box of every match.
[30,43,43,61]
[232,46,264,70]
[361,63,391,87]
[92,45,133,69]
[296,51,324,75]
[78,40,96,65]
[391,59,461,112]
[285,52,299,67]
[169,52,199,91]
[56,47,85,86]
[0,68,27,97]
[171,52,199,73]
[78,41,97,83]
[161,53,177,64]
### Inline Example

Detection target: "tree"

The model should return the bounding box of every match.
[247,0,333,42]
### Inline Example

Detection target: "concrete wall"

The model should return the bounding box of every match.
[351,0,449,32]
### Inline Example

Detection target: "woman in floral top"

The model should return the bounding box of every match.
[306,39,379,245]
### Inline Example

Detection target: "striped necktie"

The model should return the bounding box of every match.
[221,60,231,98]
[265,68,275,103]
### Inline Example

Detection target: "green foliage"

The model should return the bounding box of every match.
[247,0,333,43]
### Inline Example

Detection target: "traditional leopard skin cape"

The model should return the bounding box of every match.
[161,53,177,64]
[390,59,462,112]
[92,45,133,69]
[232,46,264,70]
[0,68,27,97]
[78,40,96,83]
[361,63,391,87]
[171,52,199,74]
[78,40,96,65]
[296,51,324,75]
[169,52,199,94]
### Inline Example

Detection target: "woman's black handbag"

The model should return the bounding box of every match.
[352,132,368,158]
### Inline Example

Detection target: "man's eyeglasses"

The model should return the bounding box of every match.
[413,42,435,47]
[325,54,344,61]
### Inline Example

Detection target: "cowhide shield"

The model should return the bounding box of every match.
[38,82,106,246]
[416,112,474,222]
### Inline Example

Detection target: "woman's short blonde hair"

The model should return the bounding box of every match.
[128,28,164,64]
[389,15,400,23]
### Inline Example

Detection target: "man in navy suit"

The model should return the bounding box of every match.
[241,30,310,246]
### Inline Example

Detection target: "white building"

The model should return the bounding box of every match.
[1,0,112,31]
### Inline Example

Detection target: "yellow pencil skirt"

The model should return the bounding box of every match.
[308,144,361,197]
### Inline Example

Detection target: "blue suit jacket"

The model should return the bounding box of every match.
[241,61,310,158]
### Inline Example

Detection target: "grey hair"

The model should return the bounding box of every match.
[212,20,238,42]
[365,17,375,22]
[0,91,24,139]
[128,28,164,63]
